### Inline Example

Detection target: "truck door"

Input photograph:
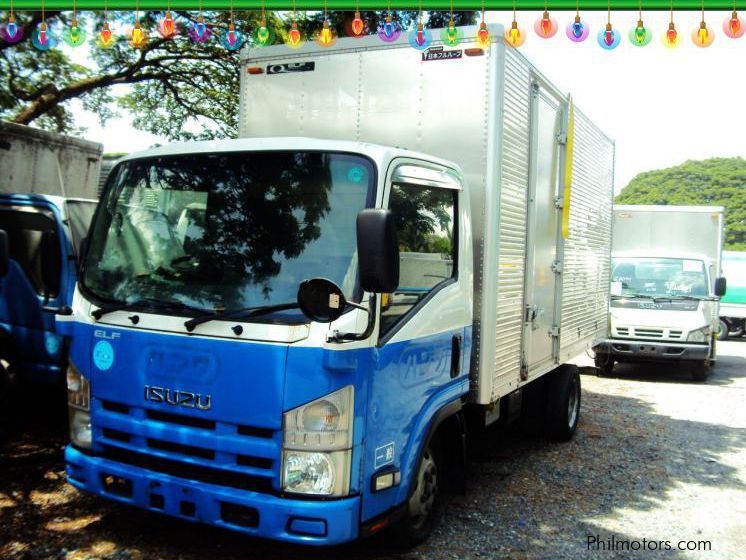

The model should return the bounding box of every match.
[523,84,564,372]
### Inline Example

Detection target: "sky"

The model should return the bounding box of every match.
[67,10,746,192]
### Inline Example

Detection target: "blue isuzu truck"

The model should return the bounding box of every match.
[61,27,614,545]
[0,122,100,402]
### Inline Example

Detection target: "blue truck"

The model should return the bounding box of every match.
[0,122,100,404]
[62,28,615,546]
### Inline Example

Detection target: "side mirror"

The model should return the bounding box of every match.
[0,230,8,278]
[40,230,61,301]
[356,209,399,293]
[714,277,727,297]
[297,278,348,323]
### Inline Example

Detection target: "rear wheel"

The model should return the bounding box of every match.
[392,441,441,547]
[717,319,730,341]
[544,365,581,442]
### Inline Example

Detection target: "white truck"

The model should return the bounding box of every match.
[595,205,726,381]
[63,26,614,545]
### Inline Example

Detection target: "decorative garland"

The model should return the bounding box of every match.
[1,4,741,50]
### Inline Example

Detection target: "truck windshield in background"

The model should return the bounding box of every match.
[611,257,709,298]
[81,151,375,315]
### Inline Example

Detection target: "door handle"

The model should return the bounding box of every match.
[450,334,462,379]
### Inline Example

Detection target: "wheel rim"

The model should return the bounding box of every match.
[567,378,579,428]
[408,447,438,530]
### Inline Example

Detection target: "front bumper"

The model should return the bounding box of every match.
[65,445,360,545]
[595,339,710,362]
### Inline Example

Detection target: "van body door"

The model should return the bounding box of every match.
[523,84,565,373]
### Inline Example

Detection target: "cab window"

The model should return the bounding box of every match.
[380,183,457,336]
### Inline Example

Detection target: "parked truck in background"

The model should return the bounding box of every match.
[594,205,726,381]
[59,26,614,546]
[718,251,746,339]
[0,121,100,406]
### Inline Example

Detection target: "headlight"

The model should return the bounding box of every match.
[281,450,351,496]
[67,362,91,449]
[687,327,710,343]
[283,386,353,450]
[282,386,354,496]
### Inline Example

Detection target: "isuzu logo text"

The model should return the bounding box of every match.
[144,385,212,411]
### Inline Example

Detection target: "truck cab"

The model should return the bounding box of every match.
[63,138,474,545]
[595,206,726,381]
[0,194,96,390]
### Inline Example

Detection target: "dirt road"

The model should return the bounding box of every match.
[1,341,744,559]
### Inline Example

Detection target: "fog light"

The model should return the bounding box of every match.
[373,470,401,492]
[69,408,92,449]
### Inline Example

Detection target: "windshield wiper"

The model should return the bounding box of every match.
[654,295,705,302]
[91,297,207,320]
[184,303,301,332]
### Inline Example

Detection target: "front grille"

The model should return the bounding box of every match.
[634,328,663,338]
[94,399,279,494]
[669,330,683,339]
[100,446,275,494]
[617,327,630,336]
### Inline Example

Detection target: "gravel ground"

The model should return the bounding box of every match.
[1,340,744,560]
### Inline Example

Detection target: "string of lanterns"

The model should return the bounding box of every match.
[1,2,743,51]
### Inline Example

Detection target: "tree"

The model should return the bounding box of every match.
[616,157,746,250]
[1,9,477,140]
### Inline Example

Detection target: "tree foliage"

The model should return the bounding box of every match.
[1,10,477,140]
[615,158,746,250]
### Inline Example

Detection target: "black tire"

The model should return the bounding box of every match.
[594,352,615,377]
[691,360,711,382]
[391,440,442,548]
[544,365,581,442]
[717,319,730,341]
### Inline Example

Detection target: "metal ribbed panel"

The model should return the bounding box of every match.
[559,108,614,353]
[491,48,531,401]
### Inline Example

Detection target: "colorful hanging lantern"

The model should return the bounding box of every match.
[350,10,365,37]
[534,10,558,38]
[692,20,714,46]
[1,11,24,44]
[287,21,302,48]
[441,17,462,46]
[505,19,526,47]
[63,18,87,47]
[129,21,149,48]
[597,23,620,49]
[723,9,744,38]
[629,20,652,46]
[408,21,431,50]
[158,10,177,38]
[220,22,244,50]
[566,15,589,42]
[96,20,117,48]
[32,21,56,50]
[477,21,490,47]
[254,18,273,46]
[377,13,400,42]
[316,19,336,47]
[663,21,679,47]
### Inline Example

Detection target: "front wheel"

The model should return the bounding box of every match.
[594,352,615,377]
[391,441,441,547]
[691,360,711,382]
[717,319,730,341]
[544,365,581,442]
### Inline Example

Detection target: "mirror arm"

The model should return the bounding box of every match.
[42,305,73,316]
[328,294,377,343]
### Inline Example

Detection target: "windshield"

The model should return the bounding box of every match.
[81,151,375,316]
[611,257,709,298]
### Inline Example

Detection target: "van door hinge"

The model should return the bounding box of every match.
[557,132,568,145]
[554,196,564,209]
[549,326,560,337]
[551,260,563,274]
[520,362,528,381]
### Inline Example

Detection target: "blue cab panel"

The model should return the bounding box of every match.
[0,194,77,385]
